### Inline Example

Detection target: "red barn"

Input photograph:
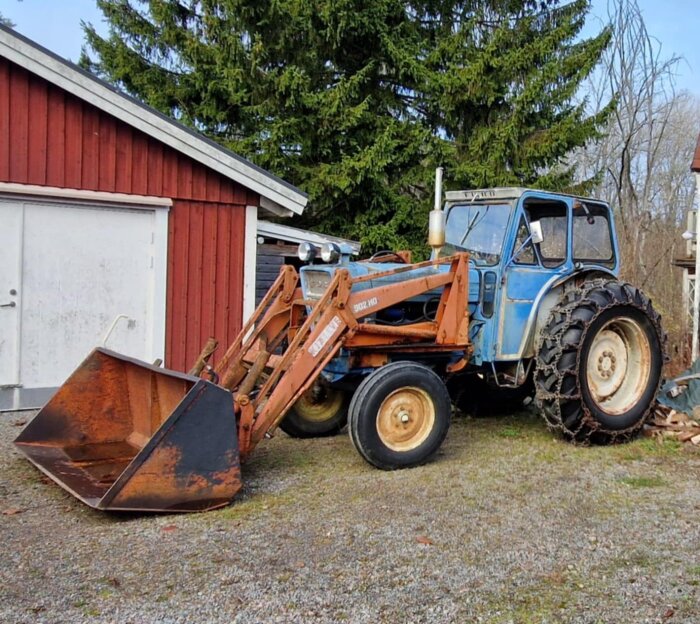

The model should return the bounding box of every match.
[0,25,307,410]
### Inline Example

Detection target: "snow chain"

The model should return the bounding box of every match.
[534,278,667,444]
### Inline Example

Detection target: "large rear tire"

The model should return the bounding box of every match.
[535,279,665,443]
[348,362,451,470]
[279,383,348,438]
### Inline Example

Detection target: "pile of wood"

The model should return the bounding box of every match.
[645,403,700,444]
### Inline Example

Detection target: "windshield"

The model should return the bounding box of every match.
[443,203,512,265]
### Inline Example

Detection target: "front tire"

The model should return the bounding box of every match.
[535,279,664,443]
[348,362,451,470]
[279,383,348,438]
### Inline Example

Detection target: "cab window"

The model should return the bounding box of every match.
[513,217,536,265]
[573,202,614,266]
[524,199,568,268]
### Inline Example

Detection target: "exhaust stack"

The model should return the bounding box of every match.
[428,167,446,253]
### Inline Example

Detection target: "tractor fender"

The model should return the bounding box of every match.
[520,268,617,359]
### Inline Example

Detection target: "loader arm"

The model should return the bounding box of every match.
[216,253,471,461]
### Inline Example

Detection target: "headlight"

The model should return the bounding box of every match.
[320,242,341,263]
[297,242,317,262]
[303,270,333,298]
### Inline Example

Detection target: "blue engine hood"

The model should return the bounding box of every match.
[300,260,481,303]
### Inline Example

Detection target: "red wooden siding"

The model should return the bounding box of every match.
[0,58,257,371]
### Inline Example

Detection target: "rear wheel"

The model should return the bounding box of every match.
[348,362,451,469]
[535,279,664,443]
[279,383,348,438]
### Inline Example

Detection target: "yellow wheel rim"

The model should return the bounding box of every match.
[294,385,344,423]
[585,317,651,415]
[376,387,435,452]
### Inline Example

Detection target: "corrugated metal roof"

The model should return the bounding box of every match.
[257,220,361,253]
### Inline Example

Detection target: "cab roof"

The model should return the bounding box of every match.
[445,187,608,206]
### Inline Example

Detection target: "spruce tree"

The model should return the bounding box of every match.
[82,1,610,253]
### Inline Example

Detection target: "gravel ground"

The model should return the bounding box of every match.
[2,407,700,624]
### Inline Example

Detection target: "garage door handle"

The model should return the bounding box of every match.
[0,301,16,308]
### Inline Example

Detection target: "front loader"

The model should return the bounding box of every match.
[15,170,666,512]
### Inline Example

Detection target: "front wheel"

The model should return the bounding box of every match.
[279,383,348,438]
[535,279,665,443]
[348,362,451,470]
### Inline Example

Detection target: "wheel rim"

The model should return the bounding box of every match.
[585,317,651,415]
[376,387,435,452]
[294,384,344,423]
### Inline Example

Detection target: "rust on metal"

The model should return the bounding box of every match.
[188,337,219,376]
[14,349,241,512]
[16,253,471,513]
[224,254,471,459]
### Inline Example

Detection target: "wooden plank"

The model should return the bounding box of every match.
[130,132,148,195]
[114,124,132,193]
[257,243,299,256]
[27,76,48,185]
[233,182,247,205]
[46,87,66,186]
[219,179,234,203]
[167,200,190,370]
[213,206,231,364]
[165,199,177,368]
[256,268,288,279]
[147,140,164,196]
[200,203,218,351]
[98,115,117,191]
[192,162,207,201]
[0,61,9,180]
[229,206,246,334]
[81,106,100,189]
[205,168,221,203]
[9,66,29,182]
[161,149,179,198]
[63,95,83,188]
[177,155,193,199]
[187,201,204,365]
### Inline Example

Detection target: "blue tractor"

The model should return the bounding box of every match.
[280,174,665,468]
[14,173,667,512]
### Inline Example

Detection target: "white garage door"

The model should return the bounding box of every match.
[0,196,168,411]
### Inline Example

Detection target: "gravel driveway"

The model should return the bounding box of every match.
[1,408,700,624]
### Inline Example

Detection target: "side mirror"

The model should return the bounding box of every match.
[530,221,544,245]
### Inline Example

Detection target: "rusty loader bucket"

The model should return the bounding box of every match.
[14,348,242,512]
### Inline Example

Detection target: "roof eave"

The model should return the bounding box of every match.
[0,25,308,215]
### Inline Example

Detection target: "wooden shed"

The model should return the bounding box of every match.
[255,220,360,304]
[0,25,307,410]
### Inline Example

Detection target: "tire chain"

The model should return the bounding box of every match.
[533,278,667,444]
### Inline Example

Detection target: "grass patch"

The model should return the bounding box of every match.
[616,437,682,461]
[497,426,522,439]
[619,475,666,488]
[214,491,296,521]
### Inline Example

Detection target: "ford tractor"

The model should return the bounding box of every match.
[15,170,664,512]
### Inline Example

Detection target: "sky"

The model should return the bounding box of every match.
[1,0,699,95]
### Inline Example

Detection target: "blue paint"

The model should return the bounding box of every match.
[298,189,620,382]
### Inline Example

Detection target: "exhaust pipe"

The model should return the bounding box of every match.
[428,167,446,254]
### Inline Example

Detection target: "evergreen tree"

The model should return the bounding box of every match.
[82,1,610,253]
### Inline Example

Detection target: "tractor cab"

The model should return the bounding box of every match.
[442,188,619,364]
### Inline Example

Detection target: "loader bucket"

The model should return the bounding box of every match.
[14,348,242,513]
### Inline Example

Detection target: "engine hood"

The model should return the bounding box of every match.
[299,259,481,304]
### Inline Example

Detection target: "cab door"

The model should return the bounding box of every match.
[497,195,572,359]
